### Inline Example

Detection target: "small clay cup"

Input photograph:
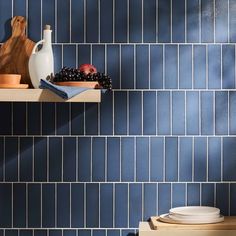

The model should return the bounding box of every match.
[0,74,21,84]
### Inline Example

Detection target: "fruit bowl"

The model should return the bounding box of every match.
[0,74,21,84]
[54,81,100,88]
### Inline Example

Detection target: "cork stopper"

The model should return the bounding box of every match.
[44,25,51,30]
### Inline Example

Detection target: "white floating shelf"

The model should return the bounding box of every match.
[0,89,101,102]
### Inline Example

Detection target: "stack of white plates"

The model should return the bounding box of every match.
[159,206,224,224]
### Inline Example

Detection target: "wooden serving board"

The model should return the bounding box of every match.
[0,16,35,87]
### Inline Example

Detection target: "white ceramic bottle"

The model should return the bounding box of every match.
[29,25,54,88]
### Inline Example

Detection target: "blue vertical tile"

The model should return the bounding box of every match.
[92,231,105,236]
[42,103,55,135]
[202,183,214,206]
[0,184,11,227]
[129,0,142,43]
[20,138,33,182]
[172,0,185,42]
[57,0,70,43]
[0,138,3,181]
[107,230,120,236]
[201,92,213,135]
[56,103,69,135]
[49,231,62,236]
[71,103,84,135]
[13,103,26,135]
[158,0,171,42]
[13,0,26,16]
[216,92,228,135]
[114,92,127,135]
[230,184,236,215]
[78,45,91,65]
[187,183,200,206]
[194,45,206,88]
[165,138,178,182]
[129,92,142,135]
[158,184,171,215]
[121,45,134,88]
[165,45,178,89]
[229,0,236,42]
[201,0,214,42]
[13,184,26,227]
[57,184,70,227]
[115,184,128,227]
[179,45,192,89]
[172,92,185,135]
[92,45,105,72]
[42,184,55,227]
[144,184,157,220]
[64,231,76,236]
[216,184,229,215]
[121,138,134,181]
[143,0,156,42]
[150,45,163,89]
[121,230,136,236]
[19,231,32,236]
[28,103,41,135]
[172,183,186,208]
[0,103,11,135]
[115,0,127,42]
[49,138,62,182]
[78,231,91,236]
[5,137,18,182]
[86,184,99,227]
[157,92,170,135]
[230,92,236,134]
[34,231,47,236]
[136,45,149,88]
[5,231,17,236]
[28,184,41,227]
[71,0,84,43]
[100,184,113,228]
[208,45,221,89]
[215,0,228,42]
[34,137,47,182]
[63,137,76,182]
[143,92,156,135]
[86,0,98,43]
[71,183,84,228]
[208,137,221,181]
[92,138,105,181]
[78,138,91,182]
[85,104,98,135]
[63,45,76,68]
[107,138,120,182]
[223,45,235,89]
[136,138,149,182]
[129,184,142,228]
[53,45,62,73]
[186,92,199,135]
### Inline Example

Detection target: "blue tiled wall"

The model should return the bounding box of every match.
[1,0,236,235]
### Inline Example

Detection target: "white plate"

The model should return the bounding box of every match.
[159,213,224,224]
[169,213,221,221]
[169,206,220,216]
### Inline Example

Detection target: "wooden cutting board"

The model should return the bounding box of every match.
[0,16,35,87]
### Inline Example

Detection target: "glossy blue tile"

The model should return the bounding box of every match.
[115,0,127,42]
[28,184,41,227]
[42,103,55,135]
[71,183,84,228]
[63,45,76,68]
[114,92,127,135]
[144,184,157,220]
[100,184,113,227]
[71,0,84,43]
[216,184,229,215]
[91,231,105,236]
[86,184,99,227]
[229,0,236,42]
[34,137,47,182]
[201,183,214,206]
[136,45,149,88]
[158,0,171,42]
[201,92,213,135]
[172,92,185,135]
[5,137,18,182]
[53,45,62,73]
[186,92,199,135]
[150,45,163,89]
[121,230,136,236]
[121,45,134,88]
[0,138,3,181]
[194,45,206,88]
[13,103,26,135]
[165,138,178,181]
[0,103,11,135]
[28,103,41,135]
[150,138,164,182]
[85,104,98,135]
[208,137,221,181]
[0,184,11,227]
[78,138,91,182]
[57,184,70,227]
[158,184,171,215]
[92,138,105,181]
[172,0,185,42]
[129,184,142,228]
[208,45,221,89]
[34,231,47,236]
[13,184,26,227]
[78,45,91,65]
[42,184,55,227]
[57,0,70,43]
[215,0,228,42]
[13,0,26,17]
[71,103,84,135]
[230,92,236,134]
[20,138,33,182]
[63,230,76,236]
[129,92,142,135]
[223,45,235,89]
[107,138,120,182]
[5,231,17,236]
[19,231,32,236]
[179,45,192,89]
[187,183,200,206]
[201,0,214,42]
[121,138,134,181]
[92,45,105,72]
[49,138,62,182]
[172,183,186,208]
[49,231,61,236]
[56,103,69,135]
[157,92,170,135]
[230,184,236,215]
[165,45,178,89]
[107,230,120,236]
[215,92,228,135]
[78,231,91,236]
[63,137,76,182]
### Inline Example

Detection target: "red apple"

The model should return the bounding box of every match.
[79,64,97,75]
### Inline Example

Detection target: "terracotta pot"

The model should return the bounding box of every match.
[0,74,21,84]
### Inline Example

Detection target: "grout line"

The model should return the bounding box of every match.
[32,137,35,182]
[98,0,101,43]
[213,91,216,135]
[40,183,42,228]
[170,182,173,208]
[177,44,180,89]
[156,91,158,135]
[141,91,144,135]
[98,183,100,228]
[128,183,130,228]
[177,137,180,182]
[55,183,57,227]
[213,0,216,43]
[170,0,172,43]
[105,137,107,182]
[41,0,42,39]
[192,137,194,182]
[192,45,194,89]
[84,0,86,43]
[170,91,172,135]
[185,0,187,43]
[69,183,71,228]
[47,137,49,182]
[127,91,129,135]
[163,45,165,89]
[199,0,201,43]
[12,183,13,228]
[199,91,201,135]
[55,0,57,43]
[127,0,130,43]
[185,91,187,135]
[206,45,208,89]
[221,44,223,89]
[200,182,202,206]
[84,183,86,227]
[228,91,230,135]
[69,0,72,43]
[113,0,115,43]
[91,138,93,182]
[134,44,136,89]
[148,44,151,90]
[134,137,137,182]
[120,137,122,182]
[119,45,122,89]
[113,183,115,227]
[228,0,230,43]
[18,137,20,182]
[141,0,144,44]
[112,91,115,135]
[141,183,144,221]
[26,183,28,228]
[206,137,209,182]
[76,137,78,182]
[62,137,64,182]
[221,137,223,182]
[148,137,151,182]
[163,137,166,182]
[156,0,158,43]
